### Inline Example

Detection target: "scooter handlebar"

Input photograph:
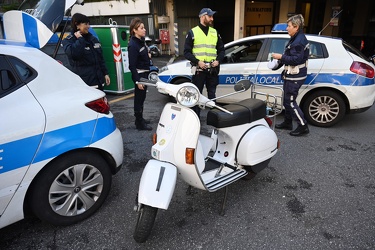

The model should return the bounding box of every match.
[139,77,157,87]
[198,95,233,115]
[212,104,233,115]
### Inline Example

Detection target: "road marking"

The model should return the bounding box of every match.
[108,93,134,104]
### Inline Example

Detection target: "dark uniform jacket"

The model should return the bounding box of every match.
[62,32,108,87]
[279,29,309,80]
[128,36,151,83]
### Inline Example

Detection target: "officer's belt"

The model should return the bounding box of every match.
[196,62,213,71]
[284,62,308,70]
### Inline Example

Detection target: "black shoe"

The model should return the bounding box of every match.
[275,121,293,130]
[142,118,151,124]
[290,124,309,136]
[135,121,152,131]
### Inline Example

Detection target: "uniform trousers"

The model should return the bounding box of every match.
[192,70,218,117]
[283,78,307,126]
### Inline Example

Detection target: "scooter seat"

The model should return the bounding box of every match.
[207,98,266,128]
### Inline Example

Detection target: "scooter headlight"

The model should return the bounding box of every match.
[176,85,200,107]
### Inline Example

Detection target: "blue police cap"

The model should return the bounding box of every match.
[199,8,216,17]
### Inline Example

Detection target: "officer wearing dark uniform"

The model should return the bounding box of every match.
[128,17,152,131]
[272,14,309,136]
[62,13,110,90]
[184,8,225,118]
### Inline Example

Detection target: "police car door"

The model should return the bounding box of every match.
[217,39,264,100]
[0,55,45,218]
[256,37,288,89]
[257,37,325,98]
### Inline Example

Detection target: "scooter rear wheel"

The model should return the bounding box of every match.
[133,204,158,243]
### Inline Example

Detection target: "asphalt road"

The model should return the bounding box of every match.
[1,56,375,249]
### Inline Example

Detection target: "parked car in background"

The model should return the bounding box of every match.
[0,0,123,229]
[158,33,375,127]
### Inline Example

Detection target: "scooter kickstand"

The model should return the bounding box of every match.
[220,186,229,216]
[186,185,192,195]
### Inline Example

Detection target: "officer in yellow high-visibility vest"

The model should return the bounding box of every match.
[184,8,225,118]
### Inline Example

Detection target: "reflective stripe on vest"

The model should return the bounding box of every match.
[192,26,218,62]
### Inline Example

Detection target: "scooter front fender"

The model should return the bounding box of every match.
[138,159,177,210]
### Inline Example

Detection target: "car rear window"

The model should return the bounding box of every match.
[309,41,326,59]
[8,56,37,83]
[0,55,37,98]
[342,41,371,61]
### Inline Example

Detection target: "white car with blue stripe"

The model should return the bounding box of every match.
[0,0,123,229]
[159,33,375,127]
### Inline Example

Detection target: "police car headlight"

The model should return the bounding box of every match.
[159,66,168,73]
[176,85,200,107]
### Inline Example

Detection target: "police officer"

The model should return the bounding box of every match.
[62,13,110,90]
[128,17,152,131]
[272,14,309,136]
[184,8,225,118]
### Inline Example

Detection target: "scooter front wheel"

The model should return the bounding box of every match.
[133,204,158,243]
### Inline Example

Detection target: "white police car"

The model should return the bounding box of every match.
[0,0,123,229]
[159,33,375,127]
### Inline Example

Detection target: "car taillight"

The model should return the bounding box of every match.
[350,61,375,78]
[85,97,110,114]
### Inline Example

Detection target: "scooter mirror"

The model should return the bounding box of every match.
[234,79,252,92]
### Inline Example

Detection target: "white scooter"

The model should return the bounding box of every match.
[133,78,283,243]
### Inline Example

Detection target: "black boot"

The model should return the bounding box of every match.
[142,118,151,124]
[140,108,151,124]
[134,112,152,131]
[275,119,293,130]
[290,124,309,136]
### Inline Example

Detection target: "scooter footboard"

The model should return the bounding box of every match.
[138,159,177,210]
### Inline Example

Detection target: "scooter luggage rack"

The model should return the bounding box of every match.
[249,83,284,128]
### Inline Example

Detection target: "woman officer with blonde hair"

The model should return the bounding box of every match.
[272,14,310,136]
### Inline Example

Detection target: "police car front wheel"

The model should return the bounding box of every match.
[27,151,112,226]
[303,90,346,127]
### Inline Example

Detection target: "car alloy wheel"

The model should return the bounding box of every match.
[303,90,346,127]
[28,151,112,226]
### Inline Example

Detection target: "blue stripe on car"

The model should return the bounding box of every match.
[0,117,116,174]
[218,73,374,86]
[0,40,32,47]
[160,73,374,86]
[158,75,192,83]
[22,13,39,48]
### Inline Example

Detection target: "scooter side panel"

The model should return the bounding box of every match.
[237,126,278,166]
[138,159,177,210]
[153,103,206,190]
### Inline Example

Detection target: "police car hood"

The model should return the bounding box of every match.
[2,0,80,49]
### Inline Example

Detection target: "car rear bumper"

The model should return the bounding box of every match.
[346,85,375,111]
[91,127,124,171]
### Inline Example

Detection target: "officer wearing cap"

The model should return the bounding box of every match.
[184,7,225,118]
